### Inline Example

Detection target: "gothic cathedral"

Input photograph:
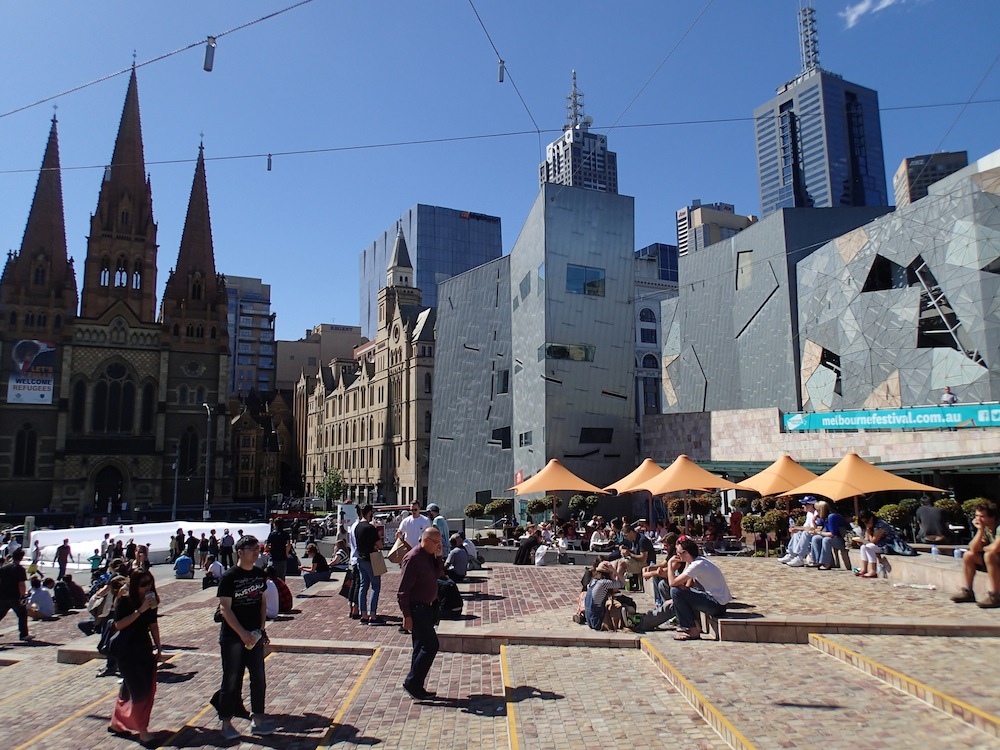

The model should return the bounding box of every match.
[0,70,230,521]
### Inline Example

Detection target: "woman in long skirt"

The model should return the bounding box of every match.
[108,569,161,744]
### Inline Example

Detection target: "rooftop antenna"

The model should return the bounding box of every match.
[799,3,820,73]
[565,70,585,130]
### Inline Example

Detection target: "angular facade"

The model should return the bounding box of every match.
[661,206,892,414]
[358,205,502,339]
[0,71,230,519]
[797,151,1000,410]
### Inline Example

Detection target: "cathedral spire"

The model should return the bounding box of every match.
[386,225,413,289]
[171,143,218,293]
[0,115,77,319]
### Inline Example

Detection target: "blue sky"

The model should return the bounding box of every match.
[1,0,998,341]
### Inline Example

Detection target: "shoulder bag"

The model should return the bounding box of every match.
[369,550,388,577]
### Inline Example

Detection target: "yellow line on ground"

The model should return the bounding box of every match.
[499,644,520,750]
[641,638,758,750]
[317,647,382,748]
[0,661,92,709]
[809,634,1000,728]
[156,652,275,749]
[12,688,119,750]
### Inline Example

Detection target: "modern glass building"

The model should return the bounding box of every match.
[225,275,275,396]
[358,204,502,339]
[754,69,887,217]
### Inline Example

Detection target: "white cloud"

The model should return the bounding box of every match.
[839,0,906,28]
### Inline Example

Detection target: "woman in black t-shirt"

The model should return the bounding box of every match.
[108,569,161,744]
[301,543,331,589]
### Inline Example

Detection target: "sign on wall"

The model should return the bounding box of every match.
[783,405,1000,432]
[6,339,55,404]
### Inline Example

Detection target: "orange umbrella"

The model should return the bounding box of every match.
[508,458,605,495]
[631,454,742,495]
[603,458,664,494]
[781,452,944,501]
[738,455,819,497]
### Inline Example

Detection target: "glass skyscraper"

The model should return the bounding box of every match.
[358,204,502,339]
[754,69,887,217]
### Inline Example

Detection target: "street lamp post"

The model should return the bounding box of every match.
[203,403,213,520]
[172,442,180,521]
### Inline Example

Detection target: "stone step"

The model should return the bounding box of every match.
[641,637,994,749]
[809,633,1000,740]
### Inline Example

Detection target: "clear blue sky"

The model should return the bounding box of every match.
[1,1,997,341]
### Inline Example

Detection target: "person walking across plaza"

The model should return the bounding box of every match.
[396,501,431,550]
[0,549,30,642]
[215,535,274,740]
[397,527,444,700]
[108,569,162,746]
[55,538,74,580]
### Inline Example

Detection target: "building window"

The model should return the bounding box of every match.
[643,376,660,414]
[736,251,753,290]
[132,260,142,290]
[179,427,199,475]
[518,430,532,447]
[178,385,188,404]
[490,426,512,449]
[424,373,432,394]
[579,427,613,443]
[114,257,127,287]
[90,363,136,434]
[640,328,657,344]
[496,369,510,394]
[33,266,45,285]
[541,342,595,362]
[642,354,658,370]
[424,411,431,433]
[566,264,606,296]
[13,424,37,477]
[140,384,155,434]
[639,308,656,323]
[100,258,111,286]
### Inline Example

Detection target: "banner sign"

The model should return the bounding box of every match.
[7,339,55,404]
[783,405,1000,432]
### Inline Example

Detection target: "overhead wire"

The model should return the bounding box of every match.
[0,0,317,121]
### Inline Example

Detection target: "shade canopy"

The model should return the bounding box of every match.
[632,454,742,495]
[507,458,605,496]
[604,458,664,494]
[781,452,945,502]
[737,455,819,497]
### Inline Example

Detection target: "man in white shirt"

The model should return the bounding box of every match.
[396,502,432,549]
[460,533,482,570]
[667,538,732,641]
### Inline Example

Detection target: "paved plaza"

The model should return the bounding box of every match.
[0,556,996,749]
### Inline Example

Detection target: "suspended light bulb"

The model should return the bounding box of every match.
[204,36,217,72]
[267,154,272,172]
[498,59,505,83]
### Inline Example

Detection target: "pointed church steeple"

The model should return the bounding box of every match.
[160,145,229,353]
[0,115,77,336]
[80,68,159,322]
[387,225,413,288]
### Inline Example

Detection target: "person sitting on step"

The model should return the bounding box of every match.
[952,501,1000,608]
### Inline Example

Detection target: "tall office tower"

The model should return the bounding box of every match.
[539,71,618,194]
[358,204,502,339]
[225,275,275,395]
[675,200,757,257]
[893,151,969,207]
[754,5,887,217]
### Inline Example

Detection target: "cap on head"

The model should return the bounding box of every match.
[800,495,816,505]
[426,503,440,514]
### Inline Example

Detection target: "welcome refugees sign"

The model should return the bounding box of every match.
[7,339,55,404]
[783,405,1000,432]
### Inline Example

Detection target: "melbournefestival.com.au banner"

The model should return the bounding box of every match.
[783,404,1000,432]
[6,339,55,404]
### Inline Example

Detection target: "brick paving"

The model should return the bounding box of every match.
[505,644,728,750]
[818,634,1000,719]
[1,556,998,749]
[652,640,994,748]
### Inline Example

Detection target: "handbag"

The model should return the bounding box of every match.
[369,550,388,577]
[386,538,410,564]
[889,537,916,556]
[337,567,355,599]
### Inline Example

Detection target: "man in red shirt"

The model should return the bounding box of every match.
[397,527,444,700]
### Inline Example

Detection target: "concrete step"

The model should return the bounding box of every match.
[810,633,1000,740]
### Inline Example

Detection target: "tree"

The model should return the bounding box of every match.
[315,469,346,508]
[485,498,513,517]
[464,503,486,535]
